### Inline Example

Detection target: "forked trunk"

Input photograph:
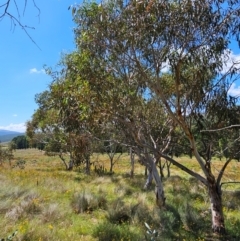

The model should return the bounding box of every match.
[135,148,166,207]
[166,160,171,177]
[208,183,225,234]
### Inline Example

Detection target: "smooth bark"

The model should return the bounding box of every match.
[208,183,225,234]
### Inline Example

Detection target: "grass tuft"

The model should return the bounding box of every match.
[71,191,107,213]
[93,221,141,241]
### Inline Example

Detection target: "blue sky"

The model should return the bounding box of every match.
[0,0,76,132]
[0,1,240,133]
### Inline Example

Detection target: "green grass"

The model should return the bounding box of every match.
[0,149,240,240]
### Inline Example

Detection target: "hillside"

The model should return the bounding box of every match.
[0,130,25,142]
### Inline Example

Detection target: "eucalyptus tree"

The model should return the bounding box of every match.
[97,123,126,173]
[40,42,172,206]
[26,88,93,172]
[0,144,14,166]
[71,0,240,233]
[11,136,29,149]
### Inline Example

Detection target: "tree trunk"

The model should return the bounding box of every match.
[144,166,148,176]
[68,159,74,171]
[208,183,225,234]
[59,154,68,170]
[130,148,135,178]
[166,160,171,177]
[144,168,153,189]
[109,157,114,173]
[158,157,164,179]
[152,161,165,208]
[136,148,165,207]
[85,154,90,175]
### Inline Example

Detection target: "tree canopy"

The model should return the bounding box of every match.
[28,0,240,234]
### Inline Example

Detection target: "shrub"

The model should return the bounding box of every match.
[93,221,141,241]
[141,206,181,241]
[178,201,203,231]
[41,203,60,223]
[225,215,240,239]
[107,199,131,224]
[5,193,41,221]
[71,191,107,213]
[130,202,152,225]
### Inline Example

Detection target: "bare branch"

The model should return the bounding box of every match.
[221,182,240,188]
[201,125,240,133]
[13,0,20,20]
[159,152,208,186]
[23,0,27,16]
[216,158,232,188]
[0,0,41,49]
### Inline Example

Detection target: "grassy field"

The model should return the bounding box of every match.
[0,148,240,240]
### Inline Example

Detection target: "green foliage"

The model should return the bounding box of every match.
[226,218,240,238]
[178,201,204,231]
[0,145,14,165]
[93,222,141,241]
[11,136,29,149]
[159,207,181,232]
[107,199,131,224]
[17,1,240,236]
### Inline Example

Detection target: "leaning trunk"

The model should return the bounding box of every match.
[152,161,166,207]
[208,182,225,234]
[59,154,68,170]
[135,148,166,207]
[144,168,153,189]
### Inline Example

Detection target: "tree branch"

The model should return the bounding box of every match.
[221,182,240,188]
[200,125,240,133]
[159,152,208,186]
[0,0,41,49]
[216,158,232,188]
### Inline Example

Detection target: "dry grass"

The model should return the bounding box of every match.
[0,149,240,240]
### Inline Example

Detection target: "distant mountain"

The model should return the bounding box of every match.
[0,130,25,142]
[0,130,23,136]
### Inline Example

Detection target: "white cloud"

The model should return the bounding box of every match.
[29,68,45,74]
[228,83,240,97]
[221,51,240,74]
[159,50,240,74]
[161,60,170,73]
[0,123,26,133]
[12,114,17,117]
